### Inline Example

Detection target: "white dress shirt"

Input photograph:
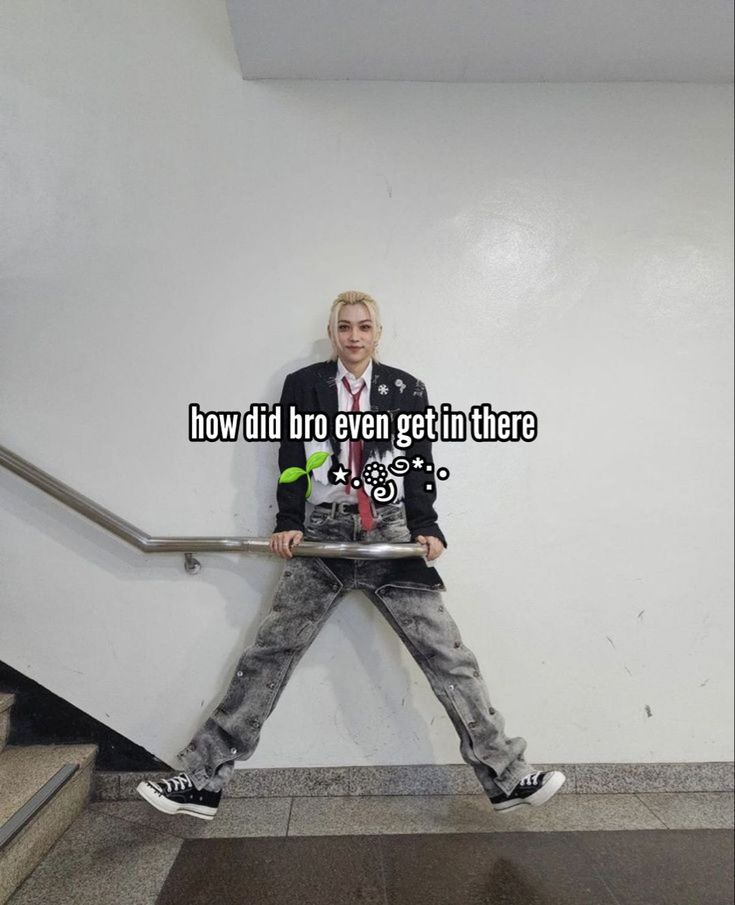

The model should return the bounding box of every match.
[307,358,404,506]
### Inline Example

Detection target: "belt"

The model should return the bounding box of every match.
[315,499,398,516]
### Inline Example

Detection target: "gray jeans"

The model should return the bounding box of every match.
[177,503,534,797]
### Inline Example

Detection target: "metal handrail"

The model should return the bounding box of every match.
[0,444,425,561]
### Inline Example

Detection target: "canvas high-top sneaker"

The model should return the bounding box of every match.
[136,771,221,820]
[490,770,566,813]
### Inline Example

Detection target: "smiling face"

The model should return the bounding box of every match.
[328,302,381,376]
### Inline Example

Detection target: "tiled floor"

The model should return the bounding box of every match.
[7,792,734,904]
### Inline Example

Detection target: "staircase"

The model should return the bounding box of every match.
[0,693,97,904]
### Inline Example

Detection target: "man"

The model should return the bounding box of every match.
[137,290,565,820]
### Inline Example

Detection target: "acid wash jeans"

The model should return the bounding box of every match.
[177,503,535,799]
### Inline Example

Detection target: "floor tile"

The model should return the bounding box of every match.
[380,831,619,905]
[288,792,666,836]
[636,791,734,828]
[349,763,479,796]
[7,809,181,905]
[575,762,734,793]
[574,828,734,905]
[156,835,385,905]
[228,766,350,798]
[90,796,291,838]
[290,793,497,835]
[91,772,120,801]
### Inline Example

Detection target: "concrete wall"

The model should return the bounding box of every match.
[1,0,732,770]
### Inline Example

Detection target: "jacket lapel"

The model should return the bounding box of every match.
[366,364,399,461]
[315,360,338,415]
[314,360,341,459]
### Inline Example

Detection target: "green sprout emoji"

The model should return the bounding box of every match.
[278,451,331,499]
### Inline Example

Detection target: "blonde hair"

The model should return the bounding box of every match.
[327,291,382,362]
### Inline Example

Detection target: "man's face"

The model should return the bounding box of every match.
[329,303,379,372]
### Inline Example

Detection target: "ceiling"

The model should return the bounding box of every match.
[226,0,734,82]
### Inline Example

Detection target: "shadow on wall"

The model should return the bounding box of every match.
[0,660,167,771]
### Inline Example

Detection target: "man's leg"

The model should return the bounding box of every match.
[366,584,534,798]
[177,555,345,791]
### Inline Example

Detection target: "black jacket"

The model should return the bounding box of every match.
[274,359,447,550]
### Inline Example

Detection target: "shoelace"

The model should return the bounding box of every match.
[518,771,542,787]
[153,773,193,794]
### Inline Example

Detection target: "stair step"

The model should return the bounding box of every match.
[0,744,97,905]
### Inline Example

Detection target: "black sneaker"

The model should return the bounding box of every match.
[136,771,221,820]
[490,770,566,813]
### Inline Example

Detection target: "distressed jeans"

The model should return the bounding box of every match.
[177,503,535,798]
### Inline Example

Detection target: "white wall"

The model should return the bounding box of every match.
[1,0,732,770]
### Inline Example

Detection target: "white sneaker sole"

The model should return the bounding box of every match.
[136,781,218,821]
[492,771,566,813]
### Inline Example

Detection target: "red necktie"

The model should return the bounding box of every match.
[341,376,374,531]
